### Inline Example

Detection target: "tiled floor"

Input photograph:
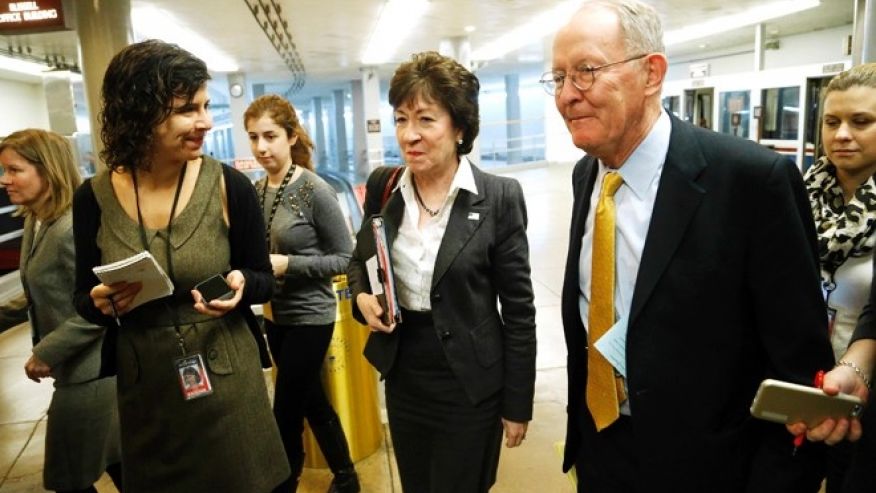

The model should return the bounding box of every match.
[0,163,577,493]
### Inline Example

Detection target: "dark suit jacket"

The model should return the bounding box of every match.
[348,163,537,422]
[561,115,835,492]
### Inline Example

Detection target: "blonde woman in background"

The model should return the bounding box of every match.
[0,128,122,493]
[789,62,876,493]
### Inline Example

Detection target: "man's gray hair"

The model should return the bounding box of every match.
[587,0,665,55]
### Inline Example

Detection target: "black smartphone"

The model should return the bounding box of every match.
[194,274,234,303]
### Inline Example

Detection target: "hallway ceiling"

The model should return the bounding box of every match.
[0,0,856,104]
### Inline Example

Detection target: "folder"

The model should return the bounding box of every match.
[356,215,402,326]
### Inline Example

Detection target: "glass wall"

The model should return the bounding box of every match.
[662,95,680,118]
[377,63,547,168]
[760,86,800,141]
[202,84,236,164]
[719,90,750,138]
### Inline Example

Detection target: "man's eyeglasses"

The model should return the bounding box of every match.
[539,54,648,95]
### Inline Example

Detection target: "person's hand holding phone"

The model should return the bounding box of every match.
[786,365,870,444]
[192,270,245,317]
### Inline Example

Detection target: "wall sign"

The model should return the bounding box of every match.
[689,63,710,79]
[0,1,69,34]
[367,119,381,133]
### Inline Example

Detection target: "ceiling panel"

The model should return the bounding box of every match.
[0,0,856,102]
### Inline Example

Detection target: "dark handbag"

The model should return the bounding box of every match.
[363,166,404,217]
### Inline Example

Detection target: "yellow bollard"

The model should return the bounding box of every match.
[303,275,383,468]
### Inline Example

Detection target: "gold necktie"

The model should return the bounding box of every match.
[587,172,625,431]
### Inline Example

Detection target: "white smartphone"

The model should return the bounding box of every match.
[750,378,864,426]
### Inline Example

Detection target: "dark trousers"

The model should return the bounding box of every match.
[825,441,852,493]
[843,400,876,493]
[574,414,637,493]
[266,320,346,480]
[56,462,123,493]
[386,309,503,493]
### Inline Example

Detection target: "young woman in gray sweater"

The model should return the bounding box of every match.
[245,94,358,493]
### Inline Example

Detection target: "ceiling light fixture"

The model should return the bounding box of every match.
[361,0,429,65]
[470,0,580,62]
[0,54,48,76]
[132,6,239,72]
[664,0,820,46]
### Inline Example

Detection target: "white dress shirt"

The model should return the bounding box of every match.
[578,110,671,412]
[392,156,478,311]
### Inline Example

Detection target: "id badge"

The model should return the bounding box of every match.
[174,353,213,400]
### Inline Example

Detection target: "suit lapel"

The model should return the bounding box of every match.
[28,216,54,258]
[629,118,706,324]
[562,156,597,330]
[432,167,488,288]
[19,216,34,270]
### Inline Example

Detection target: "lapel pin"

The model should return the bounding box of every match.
[467,212,480,221]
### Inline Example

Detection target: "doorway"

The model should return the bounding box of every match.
[684,88,715,130]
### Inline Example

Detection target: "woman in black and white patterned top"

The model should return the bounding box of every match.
[793,63,876,493]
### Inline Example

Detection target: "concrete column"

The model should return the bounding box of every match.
[43,73,77,135]
[227,72,250,161]
[853,0,876,64]
[438,36,479,164]
[505,74,522,165]
[439,36,472,68]
[326,110,338,172]
[74,0,133,169]
[333,89,349,174]
[312,96,328,169]
[360,67,384,173]
[252,83,266,99]
[351,79,369,178]
[754,23,765,71]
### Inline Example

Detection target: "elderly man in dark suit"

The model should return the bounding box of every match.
[547,1,835,492]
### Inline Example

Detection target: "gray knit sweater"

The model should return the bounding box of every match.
[257,167,353,325]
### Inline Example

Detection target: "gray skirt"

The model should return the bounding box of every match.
[44,377,120,490]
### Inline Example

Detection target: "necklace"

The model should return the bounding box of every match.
[260,163,297,248]
[411,178,440,217]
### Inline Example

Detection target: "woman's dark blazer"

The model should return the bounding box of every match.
[348,163,537,422]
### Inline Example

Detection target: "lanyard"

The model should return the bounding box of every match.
[131,161,189,353]
[259,163,296,250]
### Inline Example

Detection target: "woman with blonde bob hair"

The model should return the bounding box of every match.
[0,128,122,493]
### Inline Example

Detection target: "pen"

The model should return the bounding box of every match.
[108,296,121,327]
[793,370,826,453]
